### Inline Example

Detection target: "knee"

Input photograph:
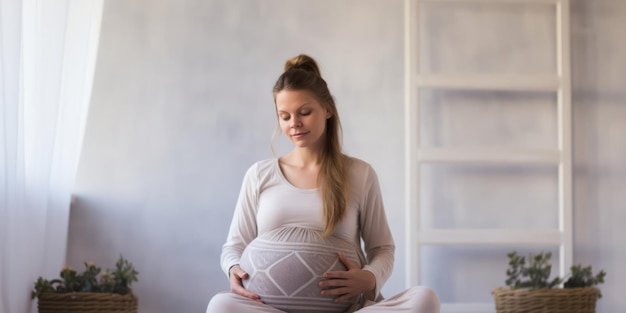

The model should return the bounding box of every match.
[206,292,238,313]
[411,286,440,313]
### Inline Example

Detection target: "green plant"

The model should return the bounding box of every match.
[504,251,606,297]
[505,251,562,288]
[564,265,606,296]
[32,255,139,299]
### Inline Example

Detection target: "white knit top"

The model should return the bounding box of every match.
[221,157,395,300]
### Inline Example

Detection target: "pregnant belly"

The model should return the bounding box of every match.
[239,226,363,313]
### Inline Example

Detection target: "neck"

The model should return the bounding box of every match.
[290,147,321,168]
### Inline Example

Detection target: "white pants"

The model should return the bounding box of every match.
[207,286,440,313]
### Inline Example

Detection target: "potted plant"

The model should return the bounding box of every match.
[32,255,139,313]
[492,251,605,313]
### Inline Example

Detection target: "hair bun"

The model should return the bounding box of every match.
[284,54,322,77]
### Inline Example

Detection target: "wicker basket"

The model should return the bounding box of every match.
[38,291,138,313]
[492,287,599,313]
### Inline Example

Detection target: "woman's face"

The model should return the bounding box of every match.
[275,89,331,151]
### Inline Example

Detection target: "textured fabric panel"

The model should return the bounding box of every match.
[240,226,363,313]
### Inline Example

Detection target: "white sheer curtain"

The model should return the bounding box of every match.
[0,1,103,312]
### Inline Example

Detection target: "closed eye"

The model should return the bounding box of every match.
[277,107,311,121]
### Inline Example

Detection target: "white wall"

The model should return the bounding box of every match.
[67,0,625,312]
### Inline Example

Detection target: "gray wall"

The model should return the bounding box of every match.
[67,0,625,312]
[571,1,626,312]
[69,1,404,313]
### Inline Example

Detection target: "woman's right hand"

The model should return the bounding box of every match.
[229,265,262,302]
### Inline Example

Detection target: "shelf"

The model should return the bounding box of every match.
[404,0,573,299]
[419,229,562,246]
[415,74,560,91]
[416,148,561,164]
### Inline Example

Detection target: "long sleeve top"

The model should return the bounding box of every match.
[220,157,395,301]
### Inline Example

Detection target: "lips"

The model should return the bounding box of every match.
[292,131,309,138]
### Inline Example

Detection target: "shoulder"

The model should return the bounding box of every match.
[345,156,378,183]
[346,155,375,173]
[242,158,280,185]
[344,156,383,207]
[249,158,276,172]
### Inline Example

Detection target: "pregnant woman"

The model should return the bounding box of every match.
[207,54,440,313]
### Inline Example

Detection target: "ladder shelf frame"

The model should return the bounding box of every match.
[404,0,573,312]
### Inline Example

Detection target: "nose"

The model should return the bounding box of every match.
[290,117,302,129]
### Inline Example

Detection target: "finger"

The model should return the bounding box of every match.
[323,271,348,280]
[333,293,357,303]
[319,277,348,288]
[337,252,358,270]
[231,282,261,300]
[229,273,261,301]
[320,286,350,297]
[230,278,261,300]
[320,286,355,302]
[232,267,249,279]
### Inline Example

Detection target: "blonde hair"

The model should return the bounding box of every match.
[273,54,348,236]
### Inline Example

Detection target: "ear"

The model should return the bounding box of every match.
[325,110,332,119]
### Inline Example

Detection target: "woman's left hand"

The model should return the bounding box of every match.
[319,252,376,303]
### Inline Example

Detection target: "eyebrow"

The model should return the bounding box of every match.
[277,104,311,114]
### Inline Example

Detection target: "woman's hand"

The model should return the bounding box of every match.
[318,252,376,303]
[229,265,262,302]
